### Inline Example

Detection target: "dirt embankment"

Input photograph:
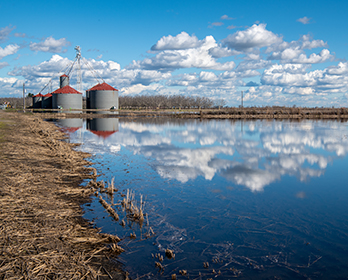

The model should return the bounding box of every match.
[0,112,127,279]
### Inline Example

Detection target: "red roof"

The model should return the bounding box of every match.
[52,85,81,94]
[34,93,44,97]
[43,93,52,97]
[89,130,118,139]
[61,74,69,77]
[87,83,118,91]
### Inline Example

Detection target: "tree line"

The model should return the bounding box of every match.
[119,95,226,109]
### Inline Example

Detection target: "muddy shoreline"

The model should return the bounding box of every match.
[0,112,127,279]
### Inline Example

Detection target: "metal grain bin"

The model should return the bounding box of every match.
[42,93,52,109]
[60,74,69,88]
[32,93,43,108]
[86,83,119,110]
[52,85,82,110]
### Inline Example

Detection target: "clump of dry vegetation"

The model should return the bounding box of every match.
[0,112,127,279]
[121,189,145,224]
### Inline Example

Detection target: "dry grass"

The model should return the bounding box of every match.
[0,112,127,279]
[121,189,145,224]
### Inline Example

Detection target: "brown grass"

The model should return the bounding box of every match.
[0,111,127,279]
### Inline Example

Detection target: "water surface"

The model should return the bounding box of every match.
[62,118,348,279]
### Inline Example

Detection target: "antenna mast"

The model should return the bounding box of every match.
[75,46,82,93]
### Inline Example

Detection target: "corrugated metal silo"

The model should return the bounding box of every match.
[86,83,119,110]
[60,74,69,88]
[33,93,43,108]
[52,85,82,110]
[42,93,52,109]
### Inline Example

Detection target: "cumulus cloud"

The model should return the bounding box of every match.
[151,32,201,51]
[222,24,282,52]
[261,61,348,94]
[29,36,71,53]
[292,49,333,64]
[297,16,311,24]
[0,44,20,60]
[131,35,236,71]
[209,46,240,58]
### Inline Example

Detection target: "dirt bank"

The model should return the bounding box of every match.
[0,112,127,279]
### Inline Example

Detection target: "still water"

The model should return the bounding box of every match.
[59,117,348,279]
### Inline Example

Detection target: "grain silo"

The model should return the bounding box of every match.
[42,93,52,109]
[60,74,69,88]
[86,83,118,110]
[52,85,82,110]
[32,93,43,108]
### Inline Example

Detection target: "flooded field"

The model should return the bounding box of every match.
[59,117,348,279]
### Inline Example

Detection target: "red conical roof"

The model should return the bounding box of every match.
[43,93,52,97]
[52,85,81,94]
[61,74,69,77]
[34,93,44,97]
[87,83,118,91]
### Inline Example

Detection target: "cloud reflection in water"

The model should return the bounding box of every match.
[75,119,348,192]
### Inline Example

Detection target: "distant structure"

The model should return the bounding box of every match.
[86,83,119,110]
[33,46,118,111]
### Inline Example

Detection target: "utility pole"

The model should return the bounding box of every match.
[241,91,243,108]
[23,82,25,112]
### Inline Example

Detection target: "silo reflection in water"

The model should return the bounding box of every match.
[87,118,119,139]
[56,118,83,133]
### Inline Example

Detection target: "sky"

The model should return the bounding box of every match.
[1,0,348,107]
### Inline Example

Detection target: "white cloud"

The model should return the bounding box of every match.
[297,16,311,24]
[222,24,282,52]
[292,49,333,64]
[121,83,165,95]
[151,32,201,51]
[131,35,236,71]
[208,46,241,58]
[29,36,71,53]
[0,44,20,60]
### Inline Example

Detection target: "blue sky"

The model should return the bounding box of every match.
[1,0,348,107]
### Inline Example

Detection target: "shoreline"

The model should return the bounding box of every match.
[11,107,348,120]
[0,112,127,279]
